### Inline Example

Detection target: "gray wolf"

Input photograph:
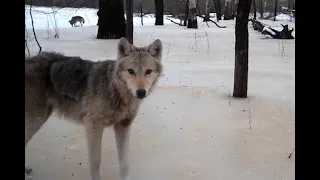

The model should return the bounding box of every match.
[68,16,85,27]
[25,38,163,180]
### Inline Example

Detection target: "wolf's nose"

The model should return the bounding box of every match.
[136,89,146,99]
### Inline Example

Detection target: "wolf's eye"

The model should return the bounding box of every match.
[127,69,134,75]
[145,69,153,75]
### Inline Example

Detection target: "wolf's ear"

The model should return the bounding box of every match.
[147,39,162,60]
[117,37,133,59]
[50,58,92,101]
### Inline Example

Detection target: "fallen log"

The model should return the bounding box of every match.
[249,19,266,32]
[249,19,294,39]
[197,15,227,28]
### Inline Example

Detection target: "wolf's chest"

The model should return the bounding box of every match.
[99,100,142,126]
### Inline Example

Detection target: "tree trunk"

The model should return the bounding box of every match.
[224,0,235,20]
[288,0,291,9]
[155,0,164,25]
[184,0,189,26]
[97,0,126,39]
[233,0,252,98]
[259,0,263,19]
[204,0,211,21]
[214,0,222,21]
[187,0,198,28]
[292,1,295,17]
[253,0,256,19]
[273,0,278,21]
[231,0,237,17]
[292,0,295,10]
[126,0,133,44]
[140,2,143,25]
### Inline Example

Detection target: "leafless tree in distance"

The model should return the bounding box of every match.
[126,0,133,44]
[233,0,252,98]
[187,0,198,28]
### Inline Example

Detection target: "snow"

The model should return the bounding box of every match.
[25,5,295,180]
[25,5,174,30]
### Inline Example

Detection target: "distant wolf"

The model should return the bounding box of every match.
[68,16,85,27]
[25,38,163,180]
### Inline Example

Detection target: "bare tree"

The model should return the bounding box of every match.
[214,0,222,21]
[224,0,235,20]
[273,0,279,21]
[187,0,198,28]
[29,0,42,54]
[204,0,211,21]
[259,0,263,19]
[97,0,126,39]
[140,1,143,25]
[287,0,291,9]
[155,0,164,25]
[233,0,252,98]
[184,0,189,26]
[126,0,133,44]
[253,0,256,19]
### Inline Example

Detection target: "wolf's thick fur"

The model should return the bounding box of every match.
[25,38,163,180]
[68,16,85,27]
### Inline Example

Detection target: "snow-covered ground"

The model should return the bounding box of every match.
[25,5,174,30]
[25,5,295,180]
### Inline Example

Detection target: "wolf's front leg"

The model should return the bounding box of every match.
[114,119,133,180]
[85,122,104,180]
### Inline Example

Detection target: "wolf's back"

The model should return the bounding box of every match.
[25,51,94,102]
[25,52,72,90]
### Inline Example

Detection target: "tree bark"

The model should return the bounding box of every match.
[187,0,198,28]
[288,0,291,9]
[231,0,237,17]
[204,0,211,21]
[233,0,252,98]
[224,0,235,20]
[184,0,189,26]
[140,2,143,25]
[273,0,279,21]
[214,0,222,21]
[259,0,263,19]
[253,0,256,19]
[97,0,126,39]
[155,0,164,25]
[126,0,133,44]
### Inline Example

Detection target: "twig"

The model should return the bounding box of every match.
[228,92,231,106]
[166,40,171,58]
[25,39,30,56]
[203,28,211,62]
[25,24,31,56]
[288,148,295,158]
[29,0,42,54]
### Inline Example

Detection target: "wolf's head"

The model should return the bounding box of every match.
[115,38,163,99]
